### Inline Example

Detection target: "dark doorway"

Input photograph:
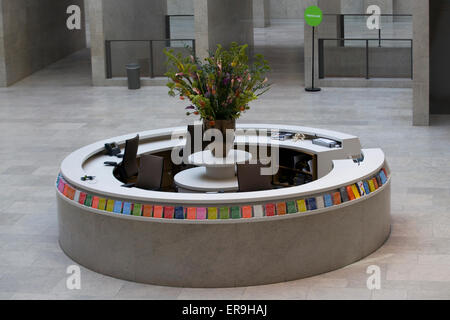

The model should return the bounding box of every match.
[430,0,450,114]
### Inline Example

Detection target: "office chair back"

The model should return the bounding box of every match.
[136,154,164,191]
[237,163,273,192]
[118,134,139,180]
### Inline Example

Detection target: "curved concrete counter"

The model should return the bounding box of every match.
[56,124,391,287]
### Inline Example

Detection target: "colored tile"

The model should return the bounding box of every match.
[164,206,174,219]
[286,201,297,214]
[78,192,87,205]
[340,187,349,202]
[253,205,264,218]
[231,207,241,219]
[372,178,379,189]
[316,196,324,209]
[296,199,307,212]
[74,190,81,203]
[142,205,153,217]
[196,207,207,220]
[376,175,382,187]
[207,207,218,220]
[379,171,387,184]
[276,202,287,215]
[106,200,115,212]
[242,206,253,218]
[357,181,366,196]
[333,192,342,205]
[306,198,317,210]
[175,207,185,219]
[351,184,361,199]
[265,203,276,216]
[153,206,163,218]
[132,203,142,216]
[346,186,356,201]
[98,198,107,210]
[220,207,230,219]
[324,194,333,207]
[67,187,76,200]
[84,194,93,207]
[63,184,70,197]
[122,202,132,215]
[368,179,376,193]
[91,196,100,209]
[57,180,65,193]
[187,207,197,220]
[113,201,123,214]
[363,181,371,195]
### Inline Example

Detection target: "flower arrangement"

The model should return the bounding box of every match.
[164,42,270,125]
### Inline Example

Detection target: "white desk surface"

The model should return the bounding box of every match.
[174,167,238,192]
[188,150,252,167]
[60,124,380,205]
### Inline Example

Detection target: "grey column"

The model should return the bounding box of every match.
[194,0,254,60]
[88,0,167,85]
[253,0,270,28]
[412,0,429,125]
[0,0,6,87]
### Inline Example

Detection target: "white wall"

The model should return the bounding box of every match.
[167,0,194,15]
[269,0,305,19]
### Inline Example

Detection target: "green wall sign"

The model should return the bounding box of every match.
[304,6,323,27]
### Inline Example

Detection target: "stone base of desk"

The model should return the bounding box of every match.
[57,182,391,288]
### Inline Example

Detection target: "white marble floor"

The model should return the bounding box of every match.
[0,21,450,300]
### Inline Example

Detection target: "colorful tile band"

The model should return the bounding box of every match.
[57,168,389,220]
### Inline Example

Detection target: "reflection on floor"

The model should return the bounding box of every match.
[0,20,450,300]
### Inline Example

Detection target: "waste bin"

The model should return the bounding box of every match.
[126,63,141,90]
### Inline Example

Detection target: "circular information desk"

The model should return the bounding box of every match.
[56,124,391,288]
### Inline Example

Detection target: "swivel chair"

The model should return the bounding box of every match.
[122,154,164,191]
[236,163,273,192]
[105,134,139,181]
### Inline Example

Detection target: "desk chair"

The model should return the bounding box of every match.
[105,134,139,181]
[236,163,273,192]
[122,154,164,191]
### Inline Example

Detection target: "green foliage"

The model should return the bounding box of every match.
[164,42,271,122]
